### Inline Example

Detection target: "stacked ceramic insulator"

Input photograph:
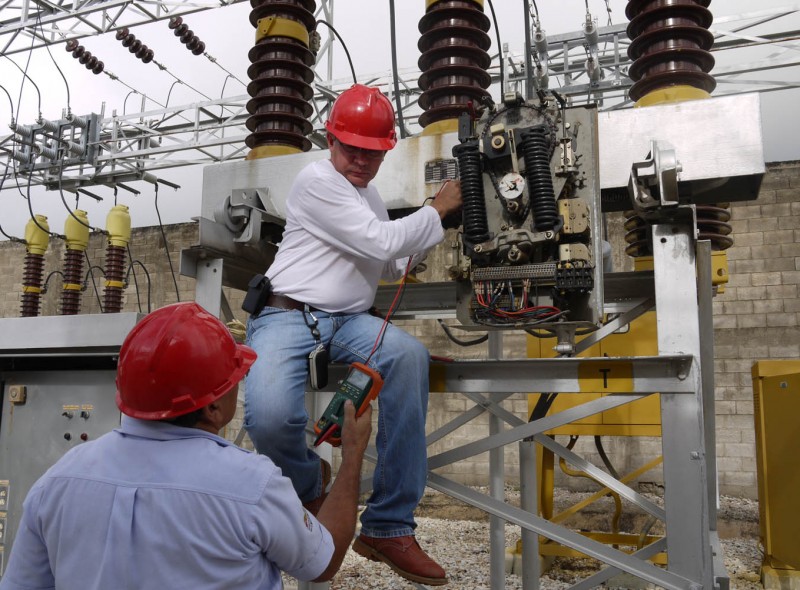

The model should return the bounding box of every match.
[102,245,126,313]
[245,0,317,157]
[20,253,45,317]
[168,16,206,56]
[626,0,715,102]
[115,27,154,64]
[60,249,83,315]
[65,40,105,75]
[417,0,492,129]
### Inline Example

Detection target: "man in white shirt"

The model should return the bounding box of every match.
[244,84,462,586]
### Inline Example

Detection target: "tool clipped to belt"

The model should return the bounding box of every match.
[242,274,272,316]
[242,274,329,389]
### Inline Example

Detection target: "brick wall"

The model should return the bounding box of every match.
[2,161,798,499]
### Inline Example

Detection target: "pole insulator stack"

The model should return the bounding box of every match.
[417,0,492,129]
[61,211,90,316]
[245,0,317,159]
[626,0,715,104]
[21,216,50,318]
[624,1,732,262]
[103,205,131,313]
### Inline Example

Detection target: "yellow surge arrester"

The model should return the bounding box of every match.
[24,215,50,255]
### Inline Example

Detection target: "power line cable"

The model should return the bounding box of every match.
[153,182,181,302]
[2,55,42,120]
[0,155,24,243]
[22,168,61,239]
[57,161,104,233]
[83,251,104,311]
[485,0,505,96]
[316,20,357,85]
[0,84,14,121]
[35,12,71,113]
[388,0,407,139]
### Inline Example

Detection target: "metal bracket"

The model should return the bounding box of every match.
[628,140,682,213]
[213,188,284,246]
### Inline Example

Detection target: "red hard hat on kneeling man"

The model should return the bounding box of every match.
[116,301,257,420]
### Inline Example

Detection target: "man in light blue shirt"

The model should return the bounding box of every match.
[0,302,371,590]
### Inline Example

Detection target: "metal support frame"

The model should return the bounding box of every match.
[187,240,723,589]
[0,6,792,190]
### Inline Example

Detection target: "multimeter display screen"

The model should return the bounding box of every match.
[346,369,371,390]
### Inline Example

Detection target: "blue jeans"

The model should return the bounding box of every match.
[244,306,430,538]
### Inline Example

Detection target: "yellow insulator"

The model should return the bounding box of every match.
[420,119,460,136]
[106,205,132,248]
[64,210,90,251]
[635,85,711,108]
[24,215,50,255]
[245,144,303,160]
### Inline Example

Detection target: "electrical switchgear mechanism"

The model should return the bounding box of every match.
[452,92,604,333]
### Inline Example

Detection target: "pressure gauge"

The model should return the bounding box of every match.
[498,172,525,200]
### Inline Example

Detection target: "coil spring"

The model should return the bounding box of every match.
[246,0,316,153]
[21,253,44,317]
[417,0,492,128]
[61,248,83,316]
[453,141,490,244]
[520,125,558,232]
[626,0,715,102]
[103,244,126,313]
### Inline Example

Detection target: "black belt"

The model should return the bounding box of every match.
[267,294,319,312]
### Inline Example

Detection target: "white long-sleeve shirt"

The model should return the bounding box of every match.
[267,158,444,313]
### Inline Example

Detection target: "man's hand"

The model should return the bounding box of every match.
[430,180,463,221]
[340,400,372,458]
[313,400,372,582]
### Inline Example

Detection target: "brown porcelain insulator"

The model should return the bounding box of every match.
[696,203,733,250]
[103,244,126,313]
[624,203,733,258]
[20,253,45,317]
[246,0,316,153]
[60,248,83,316]
[116,28,154,63]
[626,0,716,101]
[417,0,492,128]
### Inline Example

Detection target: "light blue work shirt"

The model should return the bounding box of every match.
[0,416,334,590]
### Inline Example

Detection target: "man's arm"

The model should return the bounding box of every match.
[313,400,372,582]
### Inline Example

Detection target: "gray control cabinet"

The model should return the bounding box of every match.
[0,313,141,575]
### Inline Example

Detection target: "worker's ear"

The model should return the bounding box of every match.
[198,401,224,430]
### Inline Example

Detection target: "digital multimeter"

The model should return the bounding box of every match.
[313,362,383,447]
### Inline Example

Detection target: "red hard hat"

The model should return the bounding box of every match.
[325,84,398,151]
[116,302,257,420]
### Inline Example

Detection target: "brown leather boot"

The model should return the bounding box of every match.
[352,534,448,586]
[302,458,331,516]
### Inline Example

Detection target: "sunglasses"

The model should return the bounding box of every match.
[335,140,385,162]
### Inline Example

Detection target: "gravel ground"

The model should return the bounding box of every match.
[285,490,764,590]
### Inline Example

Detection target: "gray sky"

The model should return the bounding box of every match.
[1,0,798,239]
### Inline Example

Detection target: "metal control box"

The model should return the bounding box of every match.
[0,313,141,575]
